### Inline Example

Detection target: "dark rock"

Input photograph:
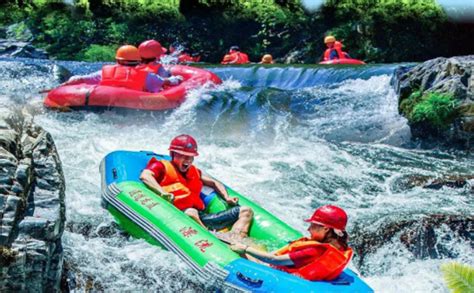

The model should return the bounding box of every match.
[65,221,122,239]
[0,107,65,291]
[52,64,72,84]
[0,39,48,59]
[6,22,34,42]
[281,47,311,64]
[393,56,474,147]
[391,174,474,191]
[351,214,473,269]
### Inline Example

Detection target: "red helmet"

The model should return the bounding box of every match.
[138,40,164,59]
[169,134,199,156]
[305,205,347,231]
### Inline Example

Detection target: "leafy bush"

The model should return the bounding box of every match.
[400,90,423,116]
[80,44,116,62]
[408,92,457,129]
[0,0,472,62]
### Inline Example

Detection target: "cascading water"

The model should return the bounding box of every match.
[1,57,472,292]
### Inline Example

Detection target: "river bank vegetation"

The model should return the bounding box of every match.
[1,0,473,63]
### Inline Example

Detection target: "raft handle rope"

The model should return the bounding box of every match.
[236,272,264,288]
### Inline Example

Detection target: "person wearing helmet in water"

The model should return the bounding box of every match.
[168,43,201,64]
[230,205,353,281]
[61,45,163,93]
[334,41,351,59]
[137,39,183,87]
[140,134,254,239]
[322,36,349,61]
[221,46,250,64]
[259,54,274,64]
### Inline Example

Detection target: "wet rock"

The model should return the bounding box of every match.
[52,64,72,84]
[392,56,474,147]
[6,22,34,42]
[0,107,65,291]
[281,47,311,64]
[65,221,122,239]
[351,214,473,268]
[0,39,48,59]
[392,174,474,191]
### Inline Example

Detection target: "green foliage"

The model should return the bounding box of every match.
[79,44,116,62]
[441,262,474,293]
[400,90,423,117]
[407,93,456,129]
[0,0,472,62]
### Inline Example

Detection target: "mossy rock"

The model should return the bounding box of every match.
[0,246,17,266]
[458,104,474,116]
[400,90,458,131]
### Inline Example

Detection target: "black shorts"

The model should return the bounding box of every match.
[199,206,241,230]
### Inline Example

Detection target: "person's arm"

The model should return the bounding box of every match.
[157,66,171,78]
[145,73,165,93]
[231,243,294,266]
[201,174,238,205]
[62,70,101,86]
[139,169,173,201]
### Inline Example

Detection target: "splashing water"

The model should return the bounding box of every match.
[1,58,472,292]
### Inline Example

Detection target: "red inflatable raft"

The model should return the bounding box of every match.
[319,59,366,65]
[44,65,222,110]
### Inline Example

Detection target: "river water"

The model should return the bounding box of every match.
[1,58,472,292]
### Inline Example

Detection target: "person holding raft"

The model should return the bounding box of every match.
[230,205,353,281]
[140,134,254,240]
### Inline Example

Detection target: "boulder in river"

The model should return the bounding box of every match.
[392,56,474,147]
[0,106,65,291]
[351,214,473,270]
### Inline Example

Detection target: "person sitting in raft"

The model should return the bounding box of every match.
[168,43,201,64]
[60,45,165,93]
[137,39,183,86]
[259,54,274,64]
[140,134,254,240]
[322,36,351,61]
[178,50,201,63]
[221,46,250,64]
[137,39,171,78]
[230,205,353,281]
[334,41,351,59]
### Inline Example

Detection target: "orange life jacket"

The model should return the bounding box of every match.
[274,237,353,281]
[222,52,250,64]
[323,48,345,61]
[100,64,149,91]
[237,52,250,64]
[136,62,162,74]
[159,160,205,211]
[221,54,233,64]
[178,53,197,63]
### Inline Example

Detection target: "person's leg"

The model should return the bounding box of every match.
[200,206,241,231]
[230,206,253,238]
[184,208,207,228]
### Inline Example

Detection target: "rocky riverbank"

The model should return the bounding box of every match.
[393,56,473,148]
[0,107,65,291]
[0,23,48,59]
